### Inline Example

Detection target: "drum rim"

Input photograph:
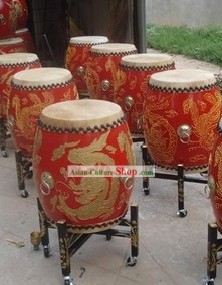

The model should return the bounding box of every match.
[90,43,137,55]
[148,68,217,91]
[38,99,125,132]
[0,37,24,46]
[11,67,74,88]
[120,53,175,69]
[69,36,109,45]
[0,53,39,66]
[15,28,29,34]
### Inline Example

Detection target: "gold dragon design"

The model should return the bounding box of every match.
[49,129,133,222]
[183,91,222,151]
[12,91,54,139]
[144,93,178,163]
[213,142,222,199]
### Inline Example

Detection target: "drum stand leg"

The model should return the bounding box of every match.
[142,146,207,217]
[203,222,222,285]
[15,150,32,198]
[142,144,151,195]
[31,198,139,285]
[0,117,8,157]
[177,165,187,218]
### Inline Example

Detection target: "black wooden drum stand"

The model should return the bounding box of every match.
[141,145,208,217]
[0,117,10,157]
[31,198,139,285]
[15,150,32,197]
[204,222,222,285]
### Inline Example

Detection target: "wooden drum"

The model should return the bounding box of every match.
[33,99,135,233]
[0,52,41,123]
[143,68,222,172]
[85,43,137,102]
[0,37,26,54]
[0,0,20,38]
[65,36,109,97]
[208,118,222,230]
[115,53,175,134]
[8,67,79,158]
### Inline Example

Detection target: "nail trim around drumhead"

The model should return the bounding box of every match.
[38,99,126,133]
[11,67,74,90]
[120,53,175,71]
[0,53,39,67]
[148,69,217,92]
[69,36,109,46]
[90,43,137,56]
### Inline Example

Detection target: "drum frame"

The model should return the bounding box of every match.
[30,198,139,285]
[141,144,207,217]
[204,222,222,285]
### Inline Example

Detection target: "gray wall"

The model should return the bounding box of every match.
[146,0,222,27]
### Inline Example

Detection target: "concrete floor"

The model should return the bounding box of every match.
[0,137,221,285]
[1,52,222,285]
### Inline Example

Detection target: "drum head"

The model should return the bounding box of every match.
[121,53,175,69]
[69,36,109,45]
[0,53,39,65]
[40,99,124,131]
[149,68,216,90]
[91,43,137,55]
[0,37,24,46]
[11,67,73,87]
[15,28,29,35]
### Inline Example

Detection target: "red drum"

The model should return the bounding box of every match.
[143,69,222,172]
[33,99,135,233]
[114,53,175,134]
[85,43,137,102]
[8,67,79,158]
[0,0,21,38]
[65,36,109,97]
[0,52,41,123]
[16,0,28,29]
[15,28,35,53]
[0,37,26,54]
[208,119,222,230]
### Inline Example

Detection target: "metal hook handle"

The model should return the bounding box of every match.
[101,80,110,91]
[177,124,192,144]
[121,176,134,190]
[76,66,85,76]
[125,96,134,111]
[40,172,54,196]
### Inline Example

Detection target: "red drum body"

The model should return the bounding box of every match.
[16,0,28,29]
[65,36,109,97]
[0,53,41,122]
[0,37,26,54]
[0,0,22,38]
[15,28,35,53]
[33,100,135,233]
[86,43,137,102]
[8,67,79,158]
[115,54,175,134]
[143,69,222,172]
[208,120,222,230]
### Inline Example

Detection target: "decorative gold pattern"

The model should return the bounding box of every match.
[144,90,222,165]
[46,128,134,227]
[59,237,70,269]
[183,91,222,151]
[12,91,54,140]
[212,142,222,199]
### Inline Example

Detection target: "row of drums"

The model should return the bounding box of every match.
[1,35,222,233]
